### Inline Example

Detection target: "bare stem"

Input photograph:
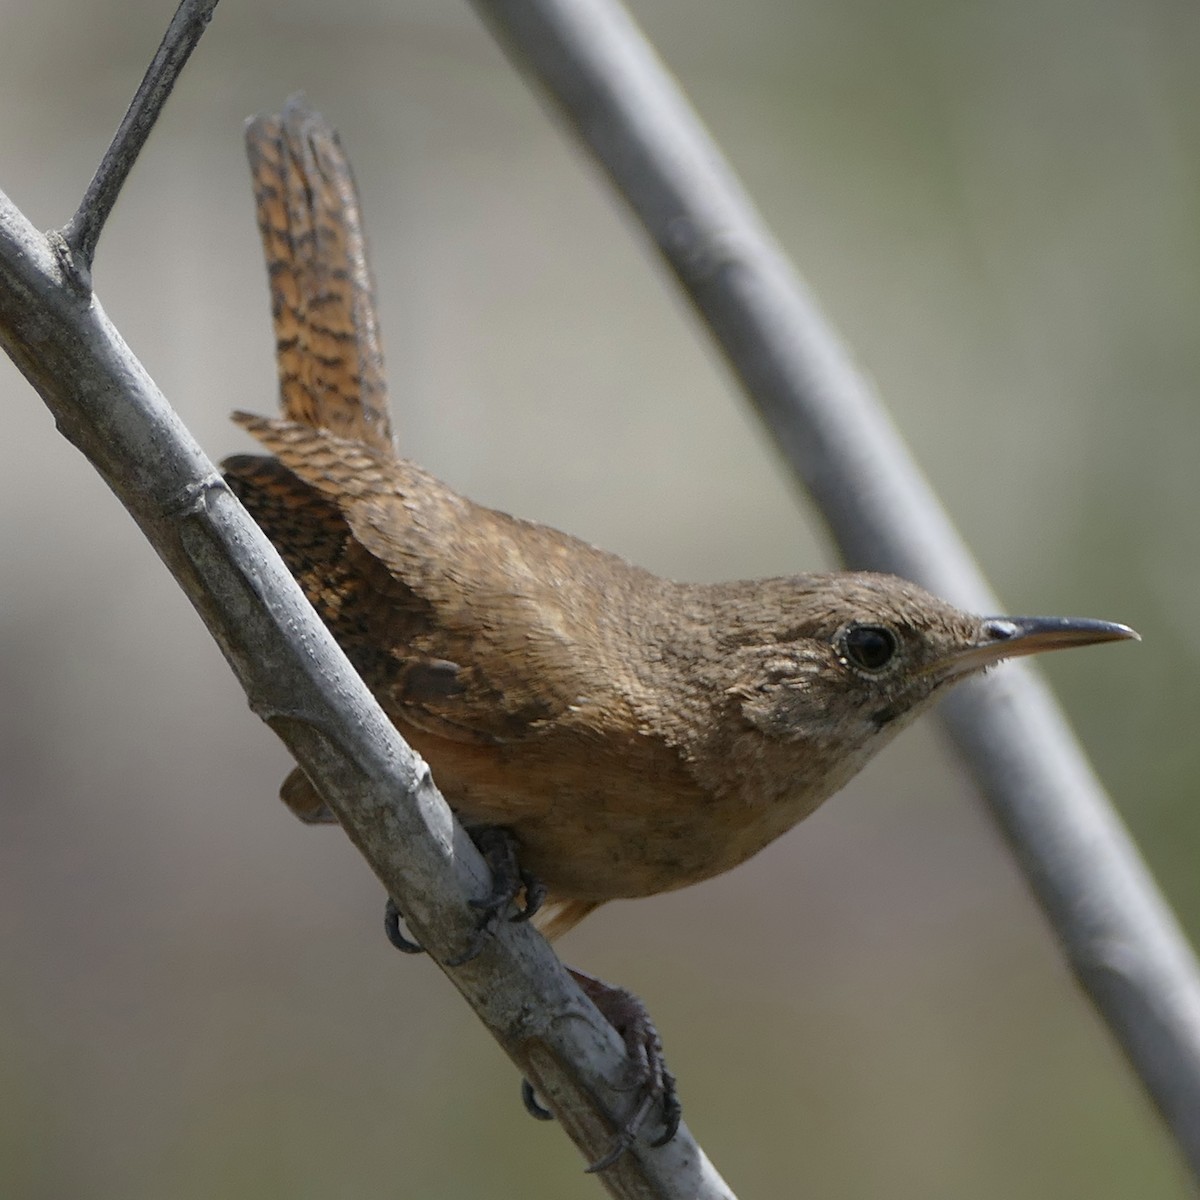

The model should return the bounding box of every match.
[61,0,221,287]
[470,0,1200,1180]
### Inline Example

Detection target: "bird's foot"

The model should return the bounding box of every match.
[445,825,544,965]
[522,969,681,1172]
[383,825,544,964]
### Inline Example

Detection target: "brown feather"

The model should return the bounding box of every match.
[245,99,393,454]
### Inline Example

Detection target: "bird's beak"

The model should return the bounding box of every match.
[943,615,1140,677]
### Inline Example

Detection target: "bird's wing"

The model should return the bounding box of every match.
[226,417,603,748]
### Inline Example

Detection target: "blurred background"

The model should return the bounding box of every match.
[1,1,1197,1196]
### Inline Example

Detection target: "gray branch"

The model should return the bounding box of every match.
[0,193,734,1200]
[469,0,1200,1178]
[2,3,737,1192]
[62,0,221,286]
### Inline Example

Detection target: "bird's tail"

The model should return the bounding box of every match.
[243,97,395,457]
[533,898,599,941]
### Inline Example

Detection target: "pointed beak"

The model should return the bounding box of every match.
[944,615,1140,677]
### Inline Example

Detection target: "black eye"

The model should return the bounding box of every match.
[841,624,898,672]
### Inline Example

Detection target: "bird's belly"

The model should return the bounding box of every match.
[406,727,806,902]
[514,803,735,901]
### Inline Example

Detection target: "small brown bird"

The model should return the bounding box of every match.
[224,100,1137,1164]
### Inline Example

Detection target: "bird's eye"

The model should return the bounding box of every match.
[840,624,898,673]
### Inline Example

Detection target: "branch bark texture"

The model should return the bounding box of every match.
[469,0,1200,1177]
[0,189,735,1199]
[64,0,221,282]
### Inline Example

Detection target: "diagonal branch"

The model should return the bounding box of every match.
[0,183,734,1200]
[0,3,733,1194]
[469,0,1200,1179]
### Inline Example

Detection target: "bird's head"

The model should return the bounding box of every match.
[716,572,1136,791]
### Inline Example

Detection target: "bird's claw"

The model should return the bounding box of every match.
[513,869,547,923]
[449,827,544,964]
[383,896,425,954]
[521,1078,555,1121]
[583,1079,679,1169]
[585,990,680,1170]
[386,827,544,966]
[522,969,681,1172]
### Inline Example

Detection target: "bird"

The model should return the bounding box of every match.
[223,98,1137,1168]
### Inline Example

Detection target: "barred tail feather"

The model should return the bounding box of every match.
[244,96,394,455]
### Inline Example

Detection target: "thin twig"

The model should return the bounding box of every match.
[469,0,1200,1180]
[60,0,221,288]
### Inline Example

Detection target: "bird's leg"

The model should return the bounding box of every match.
[522,969,681,1172]
[382,825,545,964]
[466,825,546,927]
[383,827,681,1168]
[573,969,681,1170]
[282,772,542,957]
[446,825,545,965]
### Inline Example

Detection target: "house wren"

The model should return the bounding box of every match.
[223,100,1137,1166]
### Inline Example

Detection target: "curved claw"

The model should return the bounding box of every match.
[383,897,425,955]
[514,870,547,923]
[521,1078,555,1121]
[463,826,546,938]
[568,968,682,1170]
[585,1092,657,1173]
[386,828,546,967]
[648,1068,681,1147]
